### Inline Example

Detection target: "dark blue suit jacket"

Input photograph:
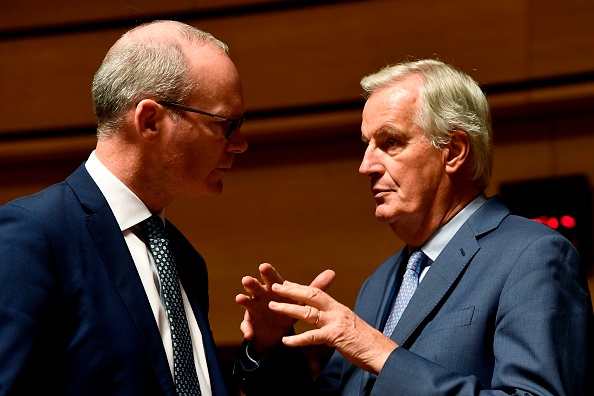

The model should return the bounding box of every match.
[0,164,230,396]
[235,197,594,395]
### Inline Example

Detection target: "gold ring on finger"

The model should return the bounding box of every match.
[315,310,321,325]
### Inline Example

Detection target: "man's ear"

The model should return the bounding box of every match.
[444,130,471,175]
[134,99,163,143]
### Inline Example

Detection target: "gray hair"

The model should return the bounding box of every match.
[360,59,493,190]
[92,20,229,139]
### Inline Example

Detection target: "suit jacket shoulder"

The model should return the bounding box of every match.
[0,164,229,396]
[371,196,593,395]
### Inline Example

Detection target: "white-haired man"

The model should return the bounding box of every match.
[234,59,593,395]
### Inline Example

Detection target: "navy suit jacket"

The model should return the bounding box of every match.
[0,164,230,396]
[235,196,594,395]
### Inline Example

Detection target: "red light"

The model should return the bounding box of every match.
[532,215,577,230]
[546,217,559,229]
[560,215,576,228]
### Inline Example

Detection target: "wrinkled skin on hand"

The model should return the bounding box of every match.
[235,263,335,357]
[236,264,397,374]
[267,279,399,375]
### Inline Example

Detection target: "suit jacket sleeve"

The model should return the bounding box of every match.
[234,336,316,396]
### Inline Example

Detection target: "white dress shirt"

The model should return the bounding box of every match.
[85,151,212,395]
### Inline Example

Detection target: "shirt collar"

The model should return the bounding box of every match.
[85,150,158,231]
[421,194,487,261]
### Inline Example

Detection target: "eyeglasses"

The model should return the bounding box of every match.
[157,100,244,140]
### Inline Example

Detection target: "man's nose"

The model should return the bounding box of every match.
[227,128,248,154]
[359,145,381,176]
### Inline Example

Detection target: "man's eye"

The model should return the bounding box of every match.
[385,138,399,148]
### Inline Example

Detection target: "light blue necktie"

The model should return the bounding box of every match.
[383,250,426,337]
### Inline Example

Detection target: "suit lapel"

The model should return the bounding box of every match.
[187,298,228,396]
[391,225,479,346]
[351,251,406,395]
[66,165,176,395]
[390,196,509,347]
[361,251,407,330]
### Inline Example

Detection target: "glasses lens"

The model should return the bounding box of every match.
[225,117,244,140]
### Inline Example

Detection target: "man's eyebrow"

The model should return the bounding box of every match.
[361,126,400,144]
[376,126,399,137]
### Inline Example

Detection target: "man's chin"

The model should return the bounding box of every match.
[374,207,396,223]
[206,182,223,197]
[188,181,223,198]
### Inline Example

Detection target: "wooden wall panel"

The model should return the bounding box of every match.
[2,0,594,138]
[528,0,594,76]
[0,0,280,31]
[201,0,528,112]
[0,31,117,133]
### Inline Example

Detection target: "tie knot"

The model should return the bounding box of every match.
[140,215,167,240]
[407,250,425,275]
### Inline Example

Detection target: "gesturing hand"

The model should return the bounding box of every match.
[235,263,335,357]
[268,280,398,375]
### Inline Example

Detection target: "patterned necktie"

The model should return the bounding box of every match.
[140,215,202,396]
[383,250,426,337]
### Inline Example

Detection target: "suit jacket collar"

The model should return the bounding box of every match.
[390,196,510,346]
[66,163,111,214]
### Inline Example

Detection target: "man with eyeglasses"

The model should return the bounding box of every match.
[0,20,246,395]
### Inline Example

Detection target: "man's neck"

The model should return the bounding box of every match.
[94,140,172,213]
[394,187,483,248]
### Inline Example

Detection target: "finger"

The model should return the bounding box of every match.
[314,309,322,326]
[269,301,320,325]
[282,330,326,347]
[309,269,336,292]
[235,292,269,312]
[235,293,254,309]
[241,276,269,299]
[271,281,332,309]
[235,294,258,313]
[239,311,254,340]
[259,263,285,289]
